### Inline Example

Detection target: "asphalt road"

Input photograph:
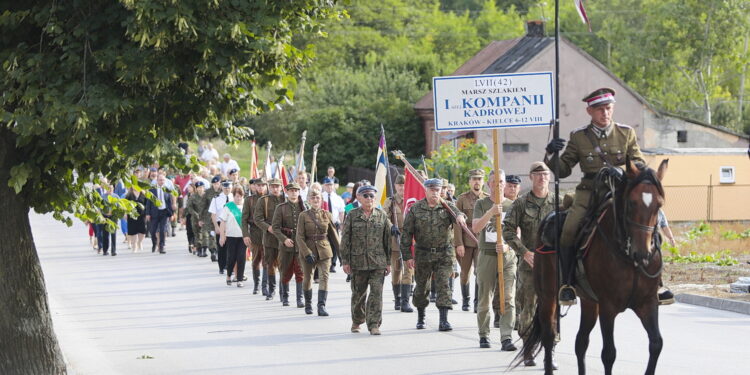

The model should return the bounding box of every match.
[33,212,750,375]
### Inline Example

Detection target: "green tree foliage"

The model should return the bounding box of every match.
[0,2,337,373]
[425,139,491,193]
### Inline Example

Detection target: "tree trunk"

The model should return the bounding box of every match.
[0,128,67,374]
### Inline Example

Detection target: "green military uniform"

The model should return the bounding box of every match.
[545,122,644,249]
[383,190,414,312]
[186,190,210,252]
[296,207,339,292]
[203,185,221,253]
[242,192,265,294]
[253,190,285,299]
[400,189,464,331]
[503,189,556,341]
[272,196,306,306]
[454,183,487,311]
[340,204,391,332]
[473,196,515,342]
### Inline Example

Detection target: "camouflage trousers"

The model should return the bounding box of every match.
[350,269,386,330]
[516,263,536,341]
[390,251,414,285]
[413,248,454,309]
[192,221,210,249]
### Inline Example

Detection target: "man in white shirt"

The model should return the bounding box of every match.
[322,177,345,272]
[220,153,241,176]
[201,143,220,163]
[296,171,310,202]
[209,180,233,274]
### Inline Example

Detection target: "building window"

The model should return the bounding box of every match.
[719,166,735,184]
[677,130,688,143]
[503,143,529,152]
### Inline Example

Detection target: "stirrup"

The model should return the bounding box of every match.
[558,285,578,306]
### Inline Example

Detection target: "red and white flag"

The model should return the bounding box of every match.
[574,0,592,32]
[402,167,426,258]
[249,140,260,179]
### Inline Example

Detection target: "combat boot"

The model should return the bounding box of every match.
[392,284,401,311]
[266,274,276,301]
[304,290,313,315]
[558,246,578,306]
[461,284,470,311]
[438,307,452,331]
[317,290,329,316]
[261,268,269,297]
[400,285,414,313]
[429,279,437,303]
[295,282,304,308]
[416,307,426,329]
[252,269,261,295]
[450,276,458,305]
[281,283,290,306]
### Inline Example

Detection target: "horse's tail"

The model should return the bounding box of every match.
[509,304,544,370]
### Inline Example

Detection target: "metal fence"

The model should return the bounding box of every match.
[662,184,750,222]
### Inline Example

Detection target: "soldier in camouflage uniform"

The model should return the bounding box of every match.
[297,189,340,316]
[401,178,467,332]
[454,169,487,312]
[544,88,645,304]
[472,170,516,350]
[503,162,557,367]
[253,178,286,300]
[383,174,414,313]
[186,181,210,257]
[341,185,392,335]
[203,175,222,261]
[272,182,306,308]
[242,178,268,295]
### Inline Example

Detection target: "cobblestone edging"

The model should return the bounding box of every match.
[675,294,750,316]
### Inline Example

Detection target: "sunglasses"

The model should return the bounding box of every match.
[361,193,375,199]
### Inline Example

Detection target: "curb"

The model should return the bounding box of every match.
[675,293,750,316]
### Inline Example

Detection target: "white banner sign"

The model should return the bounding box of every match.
[432,72,554,132]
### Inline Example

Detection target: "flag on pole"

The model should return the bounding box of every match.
[574,0,592,32]
[278,157,290,191]
[264,142,273,180]
[373,132,389,206]
[250,140,260,179]
[294,131,307,180]
[402,167,425,258]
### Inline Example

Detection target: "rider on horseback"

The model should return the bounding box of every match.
[545,87,647,305]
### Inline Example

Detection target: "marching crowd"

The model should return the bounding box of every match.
[81,87,680,369]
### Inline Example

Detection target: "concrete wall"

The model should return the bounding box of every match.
[642,111,749,149]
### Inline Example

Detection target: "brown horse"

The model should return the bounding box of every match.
[514,159,668,375]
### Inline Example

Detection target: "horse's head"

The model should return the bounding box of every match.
[621,158,668,259]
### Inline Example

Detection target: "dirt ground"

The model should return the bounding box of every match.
[664,254,750,302]
[664,222,750,302]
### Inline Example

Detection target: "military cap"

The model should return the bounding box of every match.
[357,185,377,195]
[582,88,616,107]
[441,178,449,186]
[423,178,443,188]
[228,168,238,175]
[221,180,233,188]
[211,175,221,183]
[194,181,205,188]
[346,182,355,188]
[394,174,405,184]
[307,189,322,198]
[468,169,485,178]
[268,178,283,186]
[506,175,522,184]
[253,177,267,185]
[322,177,334,184]
[529,161,551,174]
[285,182,301,191]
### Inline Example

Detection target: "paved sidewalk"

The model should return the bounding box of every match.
[33,212,750,375]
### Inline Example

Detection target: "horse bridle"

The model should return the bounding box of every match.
[621,178,663,278]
